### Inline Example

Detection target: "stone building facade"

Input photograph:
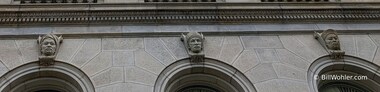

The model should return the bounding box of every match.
[1,0,380,92]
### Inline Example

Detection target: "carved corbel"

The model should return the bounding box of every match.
[181,32,205,63]
[37,33,63,66]
[314,29,345,59]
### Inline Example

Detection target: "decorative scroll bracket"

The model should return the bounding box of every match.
[314,29,345,60]
[181,32,205,63]
[37,33,63,66]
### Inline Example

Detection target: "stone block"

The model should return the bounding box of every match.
[81,51,112,77]
[113,51,134,66]
[254,24,318,31]
[219,36,243,64]
[204,36,224,59]
[102,38,143,51]
[144,38,175,65]
[356,35,377,61]
[125,66,157,86]
[126,83,154,92]
[0,63,8,77]
[0,28,18,35]
[71,39,101,67]
[18,27,53,34]
[346,24,380,30]
[222,25,255,31]
[135,50,165,75]
[96,83,126,92]
[55,39,85,62]
[88,26,122,33]
[92,67,124,87]
[255,49,279,63]
[241,36,283,49]
[254,79,309,92]
[369,34,380,46]
[0,0,11,4]
[373,48,380,66]
[53,26,88,34]
[245,63,277,84]
[276,49,310,70]
[293,35,328,57]
[0,40,24,69]
[232,50,260,73]
[339,35,357,56]
[122,25,157,32]
[272,63,307,81]
[104,0,139,3]
[279,35,320,62]
[188,25,218,32]
[160,37,188,60]
[158,25,189,32]
[15,40,39,63]
[316,24,348,30]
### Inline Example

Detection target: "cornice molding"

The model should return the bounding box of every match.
[0,3,380,25]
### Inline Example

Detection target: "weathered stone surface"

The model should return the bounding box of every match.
[125,83,154,92]
[254,79,309,92]
[104,0,138,3]
[0,28,18,35]
[280,35,320,62]
[89,26,122,33]
[255,49,279,63]
[204,36,224,59]
[254,24,318,31]
[96,83,125,92]
[245,63,277,84]
[0,40,24,69]
[18,27,53,34]
[272,63,307,81]
[54,26,88,34]
[0,62,8,77]
[0,0,11,4]
[81,52,112,77]
[122,26,157,32]
[241,36,283,49]
[55,39,85,62]
[102,38,143,51]
[293,35,328,57]
[316,24,348,30]
[219,36,243,64]
[339,35,356,56]
[160,37,188,60]
[144,38,175,65]
[135,50,165,75]
[113,51,134,67]
[158,25,189,32]
[346,24,380,30]
[15,40,39,62]
[71,39,101,67]
[92,67,124,87]
[125,66,157,86]
[356,35,377,61]
[222,25,255,31]
[232,50,260,73]
[276,49,310,70]
[189,25,218,32]
[373,48,380,66]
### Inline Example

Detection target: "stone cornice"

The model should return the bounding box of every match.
[0,3,380,25]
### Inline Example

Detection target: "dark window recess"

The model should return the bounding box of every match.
[20,0,98,4]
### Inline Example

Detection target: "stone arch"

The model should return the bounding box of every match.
[154,58,257,92]
[0,61,95,92]
[307,55,380,92]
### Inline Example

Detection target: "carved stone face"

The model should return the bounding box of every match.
[41,38,56,56]
[189,37,202,53]
[325,34,339,50]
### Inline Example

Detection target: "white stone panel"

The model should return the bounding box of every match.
[272,63,307,82]
[356,35,377,61]
[160,37,188,60]
[232,50,260,73]
[15,40,39,63]
[113,51,134,67]
[102,38,143,51]
[245,63,278,84]
[255,49,280,63]
[135,50,165,75]
[254,79,309,92]
[0,40,24,69]
[204,36,224,59]
[280,35,321,63]
[144,38,175,65]
[71,39,101,67]
[92,67,124,87]
[276,49,310,70]
[82,52,112,77]
[125,66,157,86]
[125,83,154,92]
[55,39,85,62]
[339,35,357,56]
[241,36,283,49]
[219,36,243,64]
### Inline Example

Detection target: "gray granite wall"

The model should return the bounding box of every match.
[1,24,380,92]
